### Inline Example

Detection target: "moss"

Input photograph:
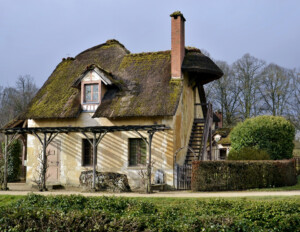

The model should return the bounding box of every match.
[185,46,201,53]
[218,136,231,145]
[168,80,182,110]
[170,11,184,17]
[215,128,232,137]
[111,98,122,115]
[25,59,79,118]
[119,51,170,71]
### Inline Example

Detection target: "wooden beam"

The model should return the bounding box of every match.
[146,131,155,194]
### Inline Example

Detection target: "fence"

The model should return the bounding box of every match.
[175,164,192,190]
[294,157,300,175]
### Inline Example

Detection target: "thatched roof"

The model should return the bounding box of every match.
[214,128,232,145]
[183,48,223,84]
[18,40,222,120]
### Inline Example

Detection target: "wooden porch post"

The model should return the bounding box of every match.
[42,133,47,191]
[147,131,154,194]
[92,133,97,190]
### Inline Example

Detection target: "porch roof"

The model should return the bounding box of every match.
[0,124,170,135]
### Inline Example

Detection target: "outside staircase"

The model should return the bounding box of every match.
[176,103,213,190]
[184,119,205,165]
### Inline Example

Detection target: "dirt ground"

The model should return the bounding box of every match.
[0,183,300,198]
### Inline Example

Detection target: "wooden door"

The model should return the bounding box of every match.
[46,140,61,183]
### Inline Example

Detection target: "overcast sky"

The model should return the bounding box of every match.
[0,0,299,87]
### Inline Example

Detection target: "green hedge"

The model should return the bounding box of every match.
[1,140,22,182]
[192,160,297,191]
[230,115,295,160]
[0,194,299,231]
[228,147,270,160]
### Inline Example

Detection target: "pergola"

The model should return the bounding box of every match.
[0,124,170,193]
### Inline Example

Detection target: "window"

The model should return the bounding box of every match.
[219,149,227,160]
[84,84,99,103]
[129,138,146,166]
[82,139,94,166]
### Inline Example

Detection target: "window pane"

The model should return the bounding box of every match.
[82,139,93,166]
[85,85,92,102]
[92,84,99,102]
[129,139,146,166]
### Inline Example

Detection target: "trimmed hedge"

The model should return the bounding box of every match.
[0,194,299,231]
[192,160,297,191]
[228,147,270,160]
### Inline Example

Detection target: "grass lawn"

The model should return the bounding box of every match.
[0,195,23,207]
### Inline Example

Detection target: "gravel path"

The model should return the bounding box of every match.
[0,183,299,198]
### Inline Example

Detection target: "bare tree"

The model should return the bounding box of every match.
[0,75,38,127]
[290,69,300,129]
[233,54,266,119]
[258,64,294,116]
[0,87,19,127]
[205,61,240,127]
[14,75,38,114]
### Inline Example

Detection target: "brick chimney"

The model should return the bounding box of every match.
[170,11,186,79]
[215,111,223,128]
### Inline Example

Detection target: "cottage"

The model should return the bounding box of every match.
[2,12,223,190]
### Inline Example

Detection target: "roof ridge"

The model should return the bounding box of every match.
[125,50,170,57]
[185,46,202,53]
[75,39,130,58]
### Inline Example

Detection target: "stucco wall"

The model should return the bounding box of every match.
[26,74,198,189]
[173,74,203,165]
[26,115,175,189]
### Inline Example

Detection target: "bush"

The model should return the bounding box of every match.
[192,160,297,191]
[228,147,270,160]
[1,140,22,182]
[0,194,300,231]
[0,158,3,187]
[230,115,295,160]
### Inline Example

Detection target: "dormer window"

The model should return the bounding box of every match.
[71,65,114,112]
[84,84,99,103]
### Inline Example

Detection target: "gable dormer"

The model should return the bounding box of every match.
[73,65,113,112]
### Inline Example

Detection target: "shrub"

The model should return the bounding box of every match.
[0,158,3,186]
[0,194,300,231]
[191,160,297,191]
[228,147,270,160]
[230,115,295,160]
[1,140,22,182]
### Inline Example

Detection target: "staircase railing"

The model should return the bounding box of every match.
[199,103,213,160]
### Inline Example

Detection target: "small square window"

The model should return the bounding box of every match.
[129,138,146,166]
[82,139,95,166]
[84,84,99,103]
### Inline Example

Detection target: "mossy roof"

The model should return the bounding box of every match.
[215,128,232,145]
[18,40,222,120]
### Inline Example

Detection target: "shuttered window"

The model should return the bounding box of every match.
[129,138,146,166]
